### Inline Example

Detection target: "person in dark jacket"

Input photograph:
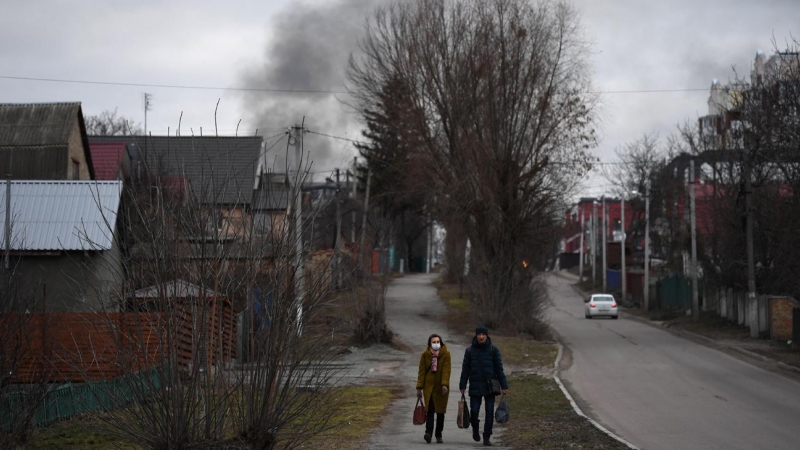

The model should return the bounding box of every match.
[459,326,508,447]
[416,333,451,444]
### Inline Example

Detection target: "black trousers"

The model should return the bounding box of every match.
[470,394,496,439]
[426,395,445,437]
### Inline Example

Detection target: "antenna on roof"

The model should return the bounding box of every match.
[143,93,152,137]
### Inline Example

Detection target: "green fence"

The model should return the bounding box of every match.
[2,367,163,432]
[660,275,692,310]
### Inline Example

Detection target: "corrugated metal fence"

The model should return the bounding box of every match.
[2,368,162,432]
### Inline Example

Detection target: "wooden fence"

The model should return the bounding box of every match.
[3,303,235,384]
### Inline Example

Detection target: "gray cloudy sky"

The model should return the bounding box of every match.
[1,0,798,193]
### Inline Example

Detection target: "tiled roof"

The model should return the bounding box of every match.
[89,142,126,180]
[89,136,262,206]
[0,103,82,146]
[0,180,122,251]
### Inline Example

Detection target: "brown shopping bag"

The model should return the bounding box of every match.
[413,397,426,425]
[457,394,471,429]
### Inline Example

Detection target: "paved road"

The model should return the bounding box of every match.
[367,274,509,449]
[547,273,800,450]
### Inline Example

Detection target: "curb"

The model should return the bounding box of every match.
[620,310,800,376]
[553,343,639,449]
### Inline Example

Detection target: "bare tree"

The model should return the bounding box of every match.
[0,270,54,448]
[348,0,597,330]
[29,133,351,449]
[85,108,143,136]
[603,133,664,198]
[673,39,800,298]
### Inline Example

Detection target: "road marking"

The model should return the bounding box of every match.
[554,342,640,449]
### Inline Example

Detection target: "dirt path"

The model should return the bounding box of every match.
[354,273,510,449]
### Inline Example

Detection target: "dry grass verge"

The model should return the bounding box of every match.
[29,416,139,449]
[304,385,397,449]
[489,336,558,370]
[500,374,629,449]
[29,385,397,450]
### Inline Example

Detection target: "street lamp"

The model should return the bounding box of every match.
[592,200,598,287]
[602,196,607,292]
[620,193,626,304]
[644,183,650,313]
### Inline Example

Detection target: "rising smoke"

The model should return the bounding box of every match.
[240,0,385,177]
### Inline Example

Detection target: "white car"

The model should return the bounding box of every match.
[584,294,618,319]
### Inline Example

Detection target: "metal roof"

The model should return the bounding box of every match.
[0,180,122,251]
[89,136,262,206]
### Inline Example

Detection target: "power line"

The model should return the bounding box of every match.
[597,88,708,94]
[308,129,647,168]
[0,74,711,96]
[306,130,366,146]
[0,75,350,95]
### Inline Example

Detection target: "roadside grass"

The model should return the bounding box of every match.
[489,336,558,369]
[305,385,397,449]
[29,416,140,449]
[28,385,396,450]
[500,374,629,449]
[435,280,474,339]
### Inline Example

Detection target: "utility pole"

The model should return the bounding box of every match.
[690,159,699,322]
[602,196,607,292]
[359,167,372,271]
[426,212,432,274]
[351,157,357,243]
[291,124,305,330]
[335,168,342,289]
[579,207,584,284]
[621,194,626,304]
[592,201,598,287]
[4,176,10,270]
[745,159,758,337]
[644,183,651,312]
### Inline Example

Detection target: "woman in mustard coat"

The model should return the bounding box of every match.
[416,333,451,444]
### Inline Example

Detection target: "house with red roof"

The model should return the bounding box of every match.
[88,141,131,181]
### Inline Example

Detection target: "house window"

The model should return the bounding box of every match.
[254,212,273,236]
[72,159,80,180]
[206,211,228,235]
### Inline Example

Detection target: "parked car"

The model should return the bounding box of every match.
[584,294,618,319]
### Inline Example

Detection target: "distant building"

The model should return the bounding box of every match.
[0,102,95,180]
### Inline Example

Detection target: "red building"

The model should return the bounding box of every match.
[564,197,634,258]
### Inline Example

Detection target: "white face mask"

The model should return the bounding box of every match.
[431,343,441,350]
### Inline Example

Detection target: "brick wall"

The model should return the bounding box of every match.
[769,297,799,340]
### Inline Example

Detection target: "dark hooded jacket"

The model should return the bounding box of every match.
[459,336,509,397]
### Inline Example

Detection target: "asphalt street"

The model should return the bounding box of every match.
[547,273,800,450]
